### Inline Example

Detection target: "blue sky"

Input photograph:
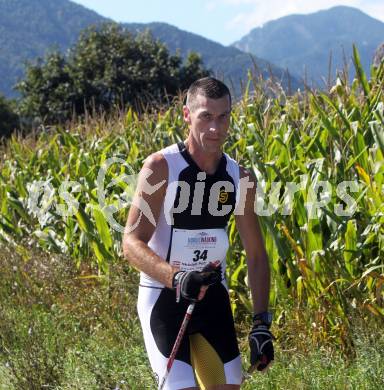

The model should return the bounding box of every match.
[72,0,384,45]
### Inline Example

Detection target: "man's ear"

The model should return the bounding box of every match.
[183,105,191,125]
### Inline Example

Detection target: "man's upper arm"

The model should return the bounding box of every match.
[235,167,270,313]
[235,166,267,261]
[124,152,168,244]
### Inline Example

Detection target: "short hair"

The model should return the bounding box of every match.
[186,77,231,112]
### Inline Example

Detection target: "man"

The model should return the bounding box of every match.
[123,77,273,390]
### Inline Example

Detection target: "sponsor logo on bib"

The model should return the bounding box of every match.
[187,231,217,246]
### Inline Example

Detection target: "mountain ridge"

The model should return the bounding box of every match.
[0,0,106,96]
[233,6,384,86]
[124,22,291,90]
[0,0,293,98]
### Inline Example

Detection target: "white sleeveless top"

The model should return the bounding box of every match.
[140,142,240,288]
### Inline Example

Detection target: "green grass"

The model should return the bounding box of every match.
[242,337,384,390]
[1,244,383,389]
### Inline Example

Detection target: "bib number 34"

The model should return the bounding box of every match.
[192,249,208,262]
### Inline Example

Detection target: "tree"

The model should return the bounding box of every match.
[17,23,209,124]
[0,95,19,139]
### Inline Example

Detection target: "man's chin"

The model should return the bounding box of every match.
[202,141,223,153]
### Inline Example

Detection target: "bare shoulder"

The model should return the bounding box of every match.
[143,151,167,172]
[124,151,168,241]
[235,164,257,219]
[239,165,256,183]
[140,151,168,185]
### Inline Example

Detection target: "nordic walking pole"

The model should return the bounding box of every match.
[158,301,196,390]
[158,261,221,389]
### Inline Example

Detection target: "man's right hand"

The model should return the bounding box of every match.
[172,263,222,302]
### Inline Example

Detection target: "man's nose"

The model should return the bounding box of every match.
[208,120,220,132]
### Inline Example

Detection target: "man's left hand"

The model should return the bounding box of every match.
[248,323,274,372]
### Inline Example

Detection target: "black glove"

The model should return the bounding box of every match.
[172,263,222,302]
[248,323,274,372]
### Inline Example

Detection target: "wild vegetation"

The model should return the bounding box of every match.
[1,22,208,139]
[0,48,383,388]
[1,245,383,389]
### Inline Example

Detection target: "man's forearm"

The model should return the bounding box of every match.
[123,236,177,288]
[247,256,271,314]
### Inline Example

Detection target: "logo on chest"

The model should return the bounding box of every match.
[219,189,229,204]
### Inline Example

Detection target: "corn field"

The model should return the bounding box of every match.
[1,48,383,351]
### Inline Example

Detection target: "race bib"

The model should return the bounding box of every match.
[169,228,229,271]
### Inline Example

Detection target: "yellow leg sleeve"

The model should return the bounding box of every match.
[189,333,226,389]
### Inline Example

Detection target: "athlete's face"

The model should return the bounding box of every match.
[183,94,231,153]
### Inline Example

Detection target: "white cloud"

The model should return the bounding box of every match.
[221,0,384,36]
[362,0,384,22]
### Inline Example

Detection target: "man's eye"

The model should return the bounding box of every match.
[201,114,212,120]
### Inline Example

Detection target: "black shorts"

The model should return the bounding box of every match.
[137,282,242,389]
